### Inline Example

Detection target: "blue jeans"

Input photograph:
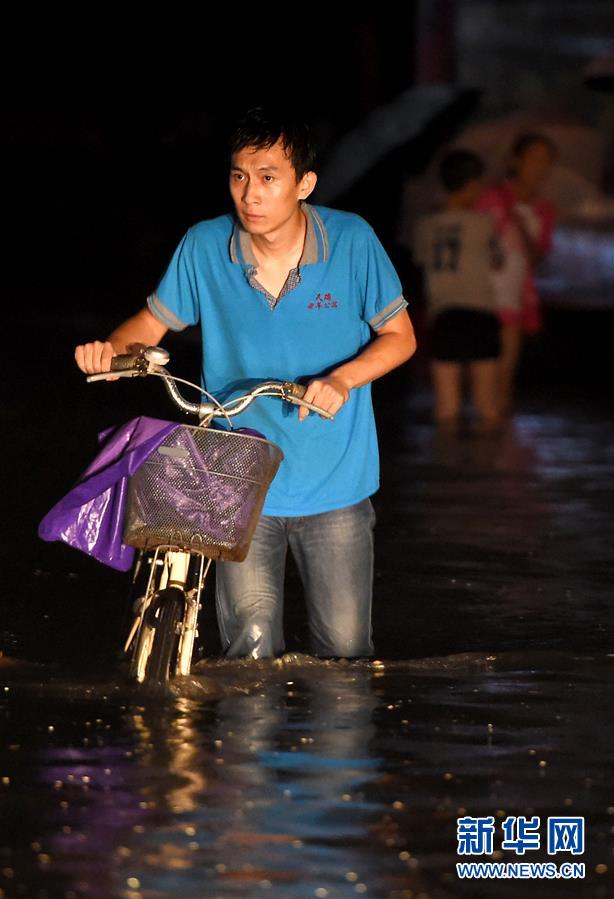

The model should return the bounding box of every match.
[215,498,376,659]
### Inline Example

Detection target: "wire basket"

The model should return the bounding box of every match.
[123,425,284,561]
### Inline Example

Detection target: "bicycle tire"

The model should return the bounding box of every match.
[143,587,185,684]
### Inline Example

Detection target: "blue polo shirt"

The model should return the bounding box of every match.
[147,203,407,516]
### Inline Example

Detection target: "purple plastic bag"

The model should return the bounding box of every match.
[38,417,178,571]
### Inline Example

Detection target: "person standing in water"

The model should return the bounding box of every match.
[414,149,503,433]
[478,133,556,416]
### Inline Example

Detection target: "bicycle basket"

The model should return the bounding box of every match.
[123,425,284,561]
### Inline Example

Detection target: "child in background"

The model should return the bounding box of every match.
[414,149,503,433]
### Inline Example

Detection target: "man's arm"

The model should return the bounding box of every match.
[75,307,169,374]
[299,309,417,421]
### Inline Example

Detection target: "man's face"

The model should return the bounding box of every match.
[229,140,315,236]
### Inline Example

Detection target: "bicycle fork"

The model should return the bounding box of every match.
[125,548,211,681]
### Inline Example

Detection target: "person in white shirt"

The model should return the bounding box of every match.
[414,150,503,432]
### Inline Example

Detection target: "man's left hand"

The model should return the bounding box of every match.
[299,375,350,421]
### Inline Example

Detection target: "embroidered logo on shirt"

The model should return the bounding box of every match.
[308,293,338,310]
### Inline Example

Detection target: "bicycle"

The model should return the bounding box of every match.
[86,345,331,685]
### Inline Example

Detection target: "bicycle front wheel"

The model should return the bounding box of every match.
[141,587,185,685]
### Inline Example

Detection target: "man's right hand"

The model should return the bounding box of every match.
[74,308,169,375]
[74,340,116,374]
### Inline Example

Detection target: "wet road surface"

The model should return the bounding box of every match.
[1,323,613,897]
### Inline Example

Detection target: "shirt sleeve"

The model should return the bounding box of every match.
[357,224,407,331]
[147,229,200,331]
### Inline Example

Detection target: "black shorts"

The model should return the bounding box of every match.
[430,308,501,363]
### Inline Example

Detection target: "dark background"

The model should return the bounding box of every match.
[7,4,418,320]
[6,2,613,363]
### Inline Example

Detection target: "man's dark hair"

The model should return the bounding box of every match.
[229,107,317,180]
[438,149,486,193]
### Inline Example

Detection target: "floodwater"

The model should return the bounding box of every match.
[1,651,612,899]
[2,327,613,898]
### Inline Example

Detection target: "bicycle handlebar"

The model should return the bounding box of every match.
[87,347,334,421]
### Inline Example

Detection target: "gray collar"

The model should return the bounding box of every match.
[229,202,329,268]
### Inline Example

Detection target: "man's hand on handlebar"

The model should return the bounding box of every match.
[298,375,349,422]
[75,340,116,375]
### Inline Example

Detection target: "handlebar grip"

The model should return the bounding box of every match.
[110,354,140,371]
[283,381,307,400]
[282,381,333,419]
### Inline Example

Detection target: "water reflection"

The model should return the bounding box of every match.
[1,649,612,898]
[131,697,208,816]
[116,665,386,898]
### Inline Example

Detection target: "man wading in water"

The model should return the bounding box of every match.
[75,107,417,659]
